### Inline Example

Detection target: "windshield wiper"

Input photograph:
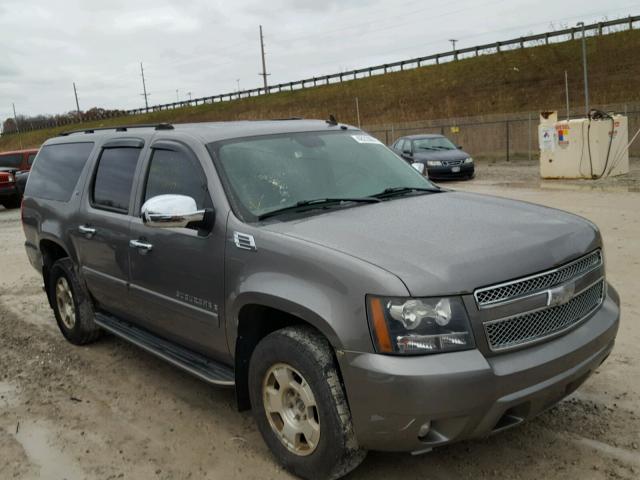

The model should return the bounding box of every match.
[257,197,380,221]
[371,186,442,199]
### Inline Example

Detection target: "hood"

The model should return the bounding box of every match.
[262,191,600,296]
[412,149,469,162]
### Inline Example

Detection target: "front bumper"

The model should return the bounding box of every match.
[338,285,619,452]
[427,162,474,179]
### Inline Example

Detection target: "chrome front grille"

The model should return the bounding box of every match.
[475,250,602,308]
[442,160,463,166]
[484,279,605,352]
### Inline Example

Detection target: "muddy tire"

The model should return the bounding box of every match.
[49,258,101,345]
[249,326,366,480]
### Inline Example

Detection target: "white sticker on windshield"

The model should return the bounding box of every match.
[351,134,382,145]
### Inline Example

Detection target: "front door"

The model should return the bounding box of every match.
[74,140,144,320]
[127,141,226,358]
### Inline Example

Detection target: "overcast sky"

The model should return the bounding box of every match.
[1,0,638,119]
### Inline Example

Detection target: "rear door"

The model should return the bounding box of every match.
[73,138,145,320]
[127,140,226,358]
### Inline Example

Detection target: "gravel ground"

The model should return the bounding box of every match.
[1,161,639,480]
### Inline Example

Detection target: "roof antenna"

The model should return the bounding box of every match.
[326,114,338,126]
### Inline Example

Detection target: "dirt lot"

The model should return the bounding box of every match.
[1,161,639,480]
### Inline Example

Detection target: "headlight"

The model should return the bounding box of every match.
[367,296,475,355]
[464,157,473,164]
[426,160,441,167]
[7,173,15,183]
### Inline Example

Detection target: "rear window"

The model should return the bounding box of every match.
[0,153,22,168]
[24,143,94,202]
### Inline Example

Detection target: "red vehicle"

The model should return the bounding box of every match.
[0,148,38,209]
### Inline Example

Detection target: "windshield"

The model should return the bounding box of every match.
[0,154,22,168]
[413,137,457,151]
[212,131,437,221]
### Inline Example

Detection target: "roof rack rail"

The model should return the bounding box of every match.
[59,123,174,136]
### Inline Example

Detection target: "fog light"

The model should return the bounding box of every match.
[418,421,431,438]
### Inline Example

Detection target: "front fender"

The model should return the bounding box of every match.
[223,221,410,356]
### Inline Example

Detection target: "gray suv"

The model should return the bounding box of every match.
[21,120,620,480]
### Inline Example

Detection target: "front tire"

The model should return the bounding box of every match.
[1,195,20,209]
[249,326,366,480]
[49,258,101,345]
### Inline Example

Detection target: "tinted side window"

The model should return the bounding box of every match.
[0,154,22,168]
[27,153,37,165]
[144,149,210,209]
[92,147,141,213]
[24,143,94,202]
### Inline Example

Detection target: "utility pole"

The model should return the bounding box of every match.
[176,89,179,102]
[564,70,570,120]
[187,92,192,103]
[449,39,458,60]
[577,22,589,116]
[11,103,22,149]
[259,25,270,93]
[355,97,361,127]
[140,62,150,112]
[73,82,82,123]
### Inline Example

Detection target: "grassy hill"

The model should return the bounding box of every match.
[2,28,639,151]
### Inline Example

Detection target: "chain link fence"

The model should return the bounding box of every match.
[364,103,640,160]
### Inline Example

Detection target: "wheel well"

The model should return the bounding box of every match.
[234,304,327,411]
[40,240,69,307]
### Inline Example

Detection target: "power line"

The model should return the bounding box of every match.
[73,82,82,123]
[140,62,150,111]
[259,25,270,92]
[11,103,23,149]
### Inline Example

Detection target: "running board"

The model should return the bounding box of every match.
[95,312,235,386]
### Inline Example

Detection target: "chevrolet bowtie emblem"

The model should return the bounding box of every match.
[547,282,575,307]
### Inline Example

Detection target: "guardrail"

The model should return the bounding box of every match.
[124,15,639,115]
[5,14,639,133]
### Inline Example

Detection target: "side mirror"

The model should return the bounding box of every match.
[141,194,205,228]
[411,162,425,174]
[402,149,412,156]
[457,145,463,149]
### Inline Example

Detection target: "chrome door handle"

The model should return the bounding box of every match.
[129,239,153,252]
[78,225,96,237]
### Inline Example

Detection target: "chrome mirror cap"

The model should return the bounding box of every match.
[411,162,426,175]
[141,194,205,228]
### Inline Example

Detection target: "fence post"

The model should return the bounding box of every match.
[528,112,532,162]
[506,120,510,162]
